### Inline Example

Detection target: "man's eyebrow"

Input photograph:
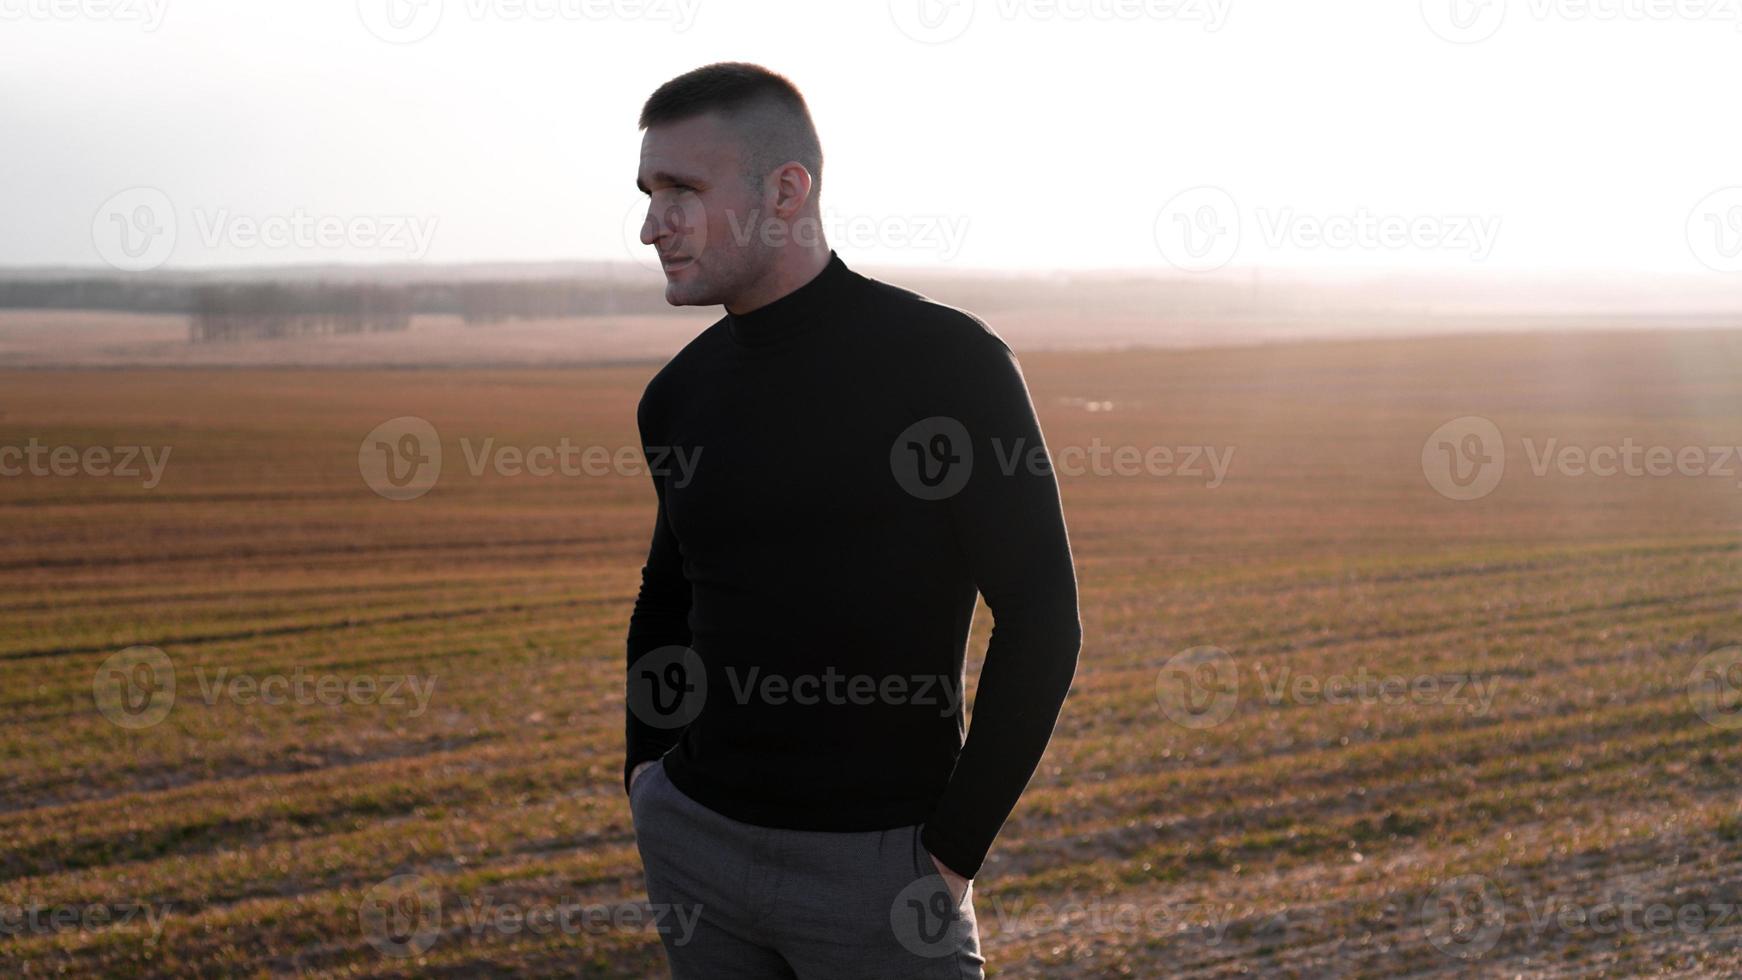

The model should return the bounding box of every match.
[636,170,704,194]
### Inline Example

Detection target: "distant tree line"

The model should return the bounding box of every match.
[190,283,412,342]
[451,280,654,324]
[0,279,194,313]
[0,276,686,341]
[0,269,1295,343]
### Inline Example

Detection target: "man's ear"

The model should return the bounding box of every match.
[769,161,814,219]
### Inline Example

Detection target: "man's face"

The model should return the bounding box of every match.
[636,113,765,308]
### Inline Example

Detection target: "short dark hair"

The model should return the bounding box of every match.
[639,62,823,198]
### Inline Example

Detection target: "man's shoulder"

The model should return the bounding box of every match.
[854,273,1014,360]
[645,315,729,385]
[638,316,729,419]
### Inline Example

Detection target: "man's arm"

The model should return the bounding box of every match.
[623,397,693,795]
[920,330,1082,881]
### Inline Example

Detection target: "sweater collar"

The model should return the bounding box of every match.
[726,250,851,347]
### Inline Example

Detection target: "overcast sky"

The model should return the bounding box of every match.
[4,0,1741,274]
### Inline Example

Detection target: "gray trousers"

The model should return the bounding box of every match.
[630,757,986,979]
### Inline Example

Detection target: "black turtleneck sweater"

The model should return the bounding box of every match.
[624,250,1080,880]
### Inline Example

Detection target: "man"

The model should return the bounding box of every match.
[624,62,1080,979]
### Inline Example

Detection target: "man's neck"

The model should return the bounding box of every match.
[725,245,832,316]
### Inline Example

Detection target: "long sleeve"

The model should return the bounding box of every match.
[919,333,1082,880]
[623,393,694,794]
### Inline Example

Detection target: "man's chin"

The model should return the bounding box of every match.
[663,278,713,307]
